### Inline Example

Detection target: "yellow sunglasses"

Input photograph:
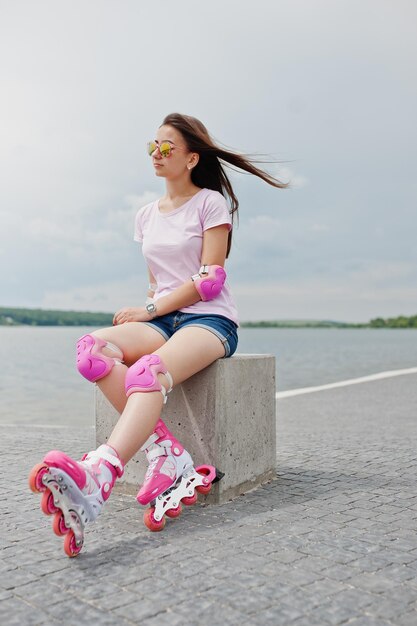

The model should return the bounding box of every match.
[147,140,178,158]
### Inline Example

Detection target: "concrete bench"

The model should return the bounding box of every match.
[95,354,276,504]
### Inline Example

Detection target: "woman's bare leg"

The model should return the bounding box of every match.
[107,327,225,464]
[90,322,166,413]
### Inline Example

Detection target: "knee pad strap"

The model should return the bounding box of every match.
[191,265,226,301]
[125,354,173,403]
[77,334,123,383]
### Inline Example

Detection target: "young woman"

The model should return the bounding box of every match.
[29,113,287,556]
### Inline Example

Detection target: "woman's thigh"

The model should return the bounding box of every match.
[93,322,167,365]
[154,326,225,387]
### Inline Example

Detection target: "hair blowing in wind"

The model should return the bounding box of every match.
[162,113,289,257]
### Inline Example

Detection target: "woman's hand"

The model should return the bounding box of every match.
[113,307,150,326]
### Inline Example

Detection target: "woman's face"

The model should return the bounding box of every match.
[150,124,198,179]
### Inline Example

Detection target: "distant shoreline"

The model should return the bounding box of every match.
[1,307,416,329]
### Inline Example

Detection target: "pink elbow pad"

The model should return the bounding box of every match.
[191,265,226,301]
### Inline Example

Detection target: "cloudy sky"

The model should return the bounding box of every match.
[1,0,416,322]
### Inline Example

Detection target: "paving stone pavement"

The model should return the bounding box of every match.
[1,373,417,625]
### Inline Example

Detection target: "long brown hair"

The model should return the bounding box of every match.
[162,113,289,257]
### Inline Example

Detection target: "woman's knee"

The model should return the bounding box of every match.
[76,332,124,383]
[124,353,173,404]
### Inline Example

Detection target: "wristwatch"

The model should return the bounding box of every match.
[145,302,158,318]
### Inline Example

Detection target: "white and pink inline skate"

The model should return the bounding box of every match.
[123,353,224,531]
[137,418,223,532]
[28,444,124,557]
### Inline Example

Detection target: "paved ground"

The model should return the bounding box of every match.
[1,373,417,625]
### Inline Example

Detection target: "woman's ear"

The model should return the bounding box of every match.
[188,153,199,170]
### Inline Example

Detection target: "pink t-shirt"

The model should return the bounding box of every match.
[134,187,239,326]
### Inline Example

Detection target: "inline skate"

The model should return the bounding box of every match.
[137,419,223,531]
[28,444,124,557]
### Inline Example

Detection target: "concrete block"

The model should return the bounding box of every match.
[95,354,276,504]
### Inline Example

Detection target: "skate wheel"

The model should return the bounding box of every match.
[52,511,69,536]
[196,484,212,495]
[182,493,197,506]
[64,530,83,557]
[195,467,213,495]
[41,489,59,515]
[165,503,182,518]
[28,463,49,493]
[143,507,166,532]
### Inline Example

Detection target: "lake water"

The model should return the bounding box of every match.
[1,326,416,426]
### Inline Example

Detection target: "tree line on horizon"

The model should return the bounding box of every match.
[0,307,416,328]
[0,307,114,327]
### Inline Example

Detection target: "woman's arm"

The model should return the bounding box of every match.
[113,225,229,325]
[153,224,229,316]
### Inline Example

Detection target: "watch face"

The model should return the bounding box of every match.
[146,303,156,313]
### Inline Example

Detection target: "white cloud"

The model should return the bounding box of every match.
[41,275,147,313]
[245,215,282,243]
[104,190,159,240]
[344,260,416,287]
[234,272,417,323]
[310,223,329,233]
[124,191,158,212]
[275,166,309,189]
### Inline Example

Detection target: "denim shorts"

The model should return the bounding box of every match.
[143,311,238,358]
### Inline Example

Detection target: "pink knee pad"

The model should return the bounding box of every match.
[76,334,123,383]
[191,265,226,301]
[125,354,173,403]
